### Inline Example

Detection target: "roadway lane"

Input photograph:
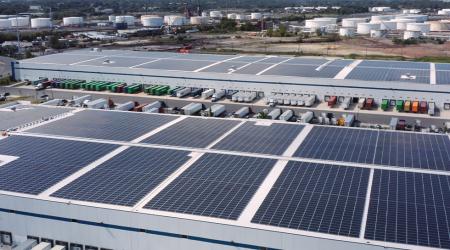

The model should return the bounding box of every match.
[4,86,450,127]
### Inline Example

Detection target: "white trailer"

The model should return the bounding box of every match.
[85,98,107,109]
[211,90,225,102]
[115,101,134,111]
[182,102,202,115]
[201,89,215,99]
[233,106,250,118]
[207,104,226,117]
[176,87,191,98]
[279,109,293,121]
[40,99,63,106]
[344,114,355,127]
[300,111,314,123]
[70,95,91,106]
[142,101,161,112]
[268,108,281,120]
[304,95,315,107]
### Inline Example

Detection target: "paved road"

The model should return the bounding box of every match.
[4,86,450,128]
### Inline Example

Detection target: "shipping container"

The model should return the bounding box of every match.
[397,119,406,130]
[381,99,389,111]
[419,101,427,113]
[327,96,337,107]
[176,87,191,97]
[404,100,411,112]
[279,110,293,121]
[396,100,404,111]
[365,98,374,109]
[358,98,366,109]
[267,109,281,120]
[182,103,203,115]
[428,102,435,116]
[233,107,250,118]
[412,101,419,113]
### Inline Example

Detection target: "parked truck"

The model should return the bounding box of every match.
[205,104,226,117]
[176,87,191,98]
[182,103,203,115]
[328,96,337,107]
[381,99,389,111]
[300,111,314,123]
[201,89,215,99]
[115,101,135,111]
[267,109,281,120]
[211,90,226,102]
[428,102,435,116]
[358,98,366,109]
[233,107,250,118]
[279,110,293,121]
[85,99,107,109]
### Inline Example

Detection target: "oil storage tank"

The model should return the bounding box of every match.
[190,16,208,25]
[395,19,414,30]
[9,16,29,27]
[31,18,52,28]
[251,13,262,20]
[339,27,355,37]
[141,15,163,27]
[341,18,367,28]
[357,22,381,34]
[0,19,11,29]
[115,16,135,26]
[63,17,84,26]
[164,15,186,26]
[406,23,430,33]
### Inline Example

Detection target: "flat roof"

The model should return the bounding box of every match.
[1,105,450,250]
[18,49,449,86]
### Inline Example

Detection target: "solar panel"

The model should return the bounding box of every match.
[0,105,73,131]
[374,131,450,171]
[358,60,430,70]
[212,122,304,155]
[0,135,117,195]
[142,117,240,148]
[138,59,215,71]
[436,71,450,85]
[365,170,450,249]
[28,110,178,141]
[52,147,191,206]
[294,127,378,164]
[262,65,345,78]
[252,161,370,237]
[144,153,276,220]
[346,67,430,84]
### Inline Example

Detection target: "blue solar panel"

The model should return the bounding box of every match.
[145,153,276,219]
[143,117,240,148]
[434,63,450,71]
[365,170,450,249]
[294,127,378,164]
[262,65,344,78]
[252,161,370,237]
[374,131,450,171]
[0,135,117,195]
[28,110,178,141]
[358,60,430,70]
[212,122,304,155]
[346,67,430,84]
[436,71,450,85]
[52,147,191,206]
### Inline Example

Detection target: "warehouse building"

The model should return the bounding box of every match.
[12,49,450,109]
[1,104,450,249]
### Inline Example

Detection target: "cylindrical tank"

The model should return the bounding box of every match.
[305,18,336,29]
[379,21,397,30]
[406,23,430,33]
[370,29,383,38]
[341,18,367,28]
[209,11,222,19]
[31,18,52,28]
[395,19,414,30]
[371,15,394,23]
[0,19,12,29]
[402,9,421,14]
[438,9,450,15]
[9,16,29,27]
[190,16,208,25]
[395,14,428,22]
[63,17,83,26]
[164,15,186,26]
[251,13,262,20]
[115,16,135,26]
[235,14,248,21]
[427,20,450,31]
[227,13,237,19]
[357,22,381,34]
[339,27,355,37]
[404,30,421,39]
[141,15,163,27]
[108,15,116,22]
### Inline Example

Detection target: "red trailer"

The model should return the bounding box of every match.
[419,101,427,113]
[365,98,374,109]
[328,96,337,107]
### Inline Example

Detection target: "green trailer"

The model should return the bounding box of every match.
[396,100,404,112]
[381,99,389,111]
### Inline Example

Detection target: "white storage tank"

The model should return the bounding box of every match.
[63,17,83,26]
[357,22,381,34]
[235,14,248,21]
[341,18,367,28]
[115,16,135,26]
[406,23,430,33]
[9,16,29,27]
[227,13,237,19]
[31,18,52,28]
[402,9,421,14]
[305,18,336,30]
[209,11,222,19]
[0,19,11,29]
[427,20,450,32]
[395,19,414,30]
[438,9,450,15]
[396,14,428,22]
[370,29,384,38]
[108,15,116,22]
[380,21,397,30]
[141,15,163,27]
[339,27,355,37]
[251,13,262,20]
[190,16,208,25]
[371,15,394,23]
[404,30,421,39]
[164,15,186,26]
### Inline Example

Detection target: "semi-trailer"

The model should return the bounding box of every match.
[205,104,226,117]
[328,96,337,107]
[404,100,411,112]
[115,101,135,111]
[268,108,281,120]
[176,87,192,98]
[201,89,215,99]
[280,109,293,121]
[412,101,419,113]
[381,99,389,111]
[396,100,404,111]
[300,111,314,123]
[212,90,226,102]
[182,103,203,115]
[233,107,250,118]
[85,98,107,109]
[428,102,435,116]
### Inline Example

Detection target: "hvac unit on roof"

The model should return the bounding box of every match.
[400,73,416,80]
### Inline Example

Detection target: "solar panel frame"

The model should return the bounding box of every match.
[212,122,304,155]
[145,153,276,220]
[0,136,118,195]
[346,67,430,84]
[142,117,241,148]
[436,70,450,85]
[252,161,370,238]
[52,147,191,206]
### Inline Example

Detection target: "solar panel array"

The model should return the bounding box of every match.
[145,153,276,220]
[143,117,240,148]
[52,147,191,206]
[28,110,178,141]
[346,67,430,84]
[0,135,117,194]
[365,170,450,249]
[252,161,370,237]
[212,122,304,155]
[0,104,73,131]
[436,70,450,85]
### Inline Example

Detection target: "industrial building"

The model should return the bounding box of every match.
[13,49,450,109]
[1,103,450,250]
